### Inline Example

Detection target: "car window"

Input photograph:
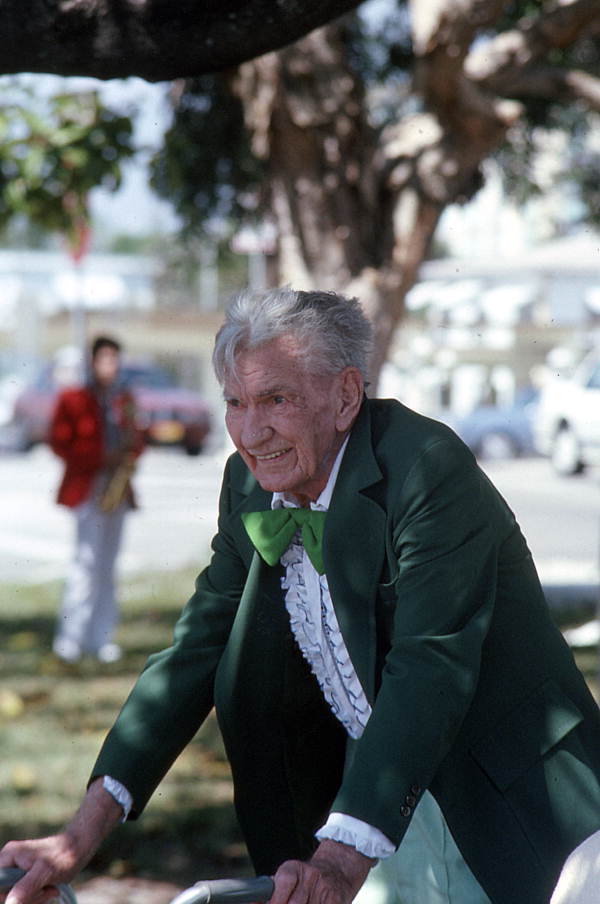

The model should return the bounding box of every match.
[121,366,174,389]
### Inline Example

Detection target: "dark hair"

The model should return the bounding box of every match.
[91,335,122,359]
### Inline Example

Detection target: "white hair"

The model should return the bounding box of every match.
[212,286,372,383]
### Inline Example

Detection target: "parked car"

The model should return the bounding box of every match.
[9,358,212,456]
[439,389,539,460]
[533,349,600,475]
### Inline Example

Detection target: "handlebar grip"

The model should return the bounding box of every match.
[0,867,77,904]
[170,876,275,904]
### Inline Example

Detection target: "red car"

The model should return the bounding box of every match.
[10,359,213,456]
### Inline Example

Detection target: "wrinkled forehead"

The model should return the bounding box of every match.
[225,334,311,383]
[222,341,339,409]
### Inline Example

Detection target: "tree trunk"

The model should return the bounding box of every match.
[232,21,491,389]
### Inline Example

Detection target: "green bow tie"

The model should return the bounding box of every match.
[242,508,327,574]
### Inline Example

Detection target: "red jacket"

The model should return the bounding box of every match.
[49,384,144,508]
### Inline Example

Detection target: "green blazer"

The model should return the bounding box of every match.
[92,399,600,903]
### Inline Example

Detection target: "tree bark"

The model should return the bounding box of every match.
[0,0,362,81]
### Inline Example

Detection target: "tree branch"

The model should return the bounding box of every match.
[409,0,510,57]
[0,0,363,81]
[465,0,600,88]
[408,0,519,145]
[484,65,600,112]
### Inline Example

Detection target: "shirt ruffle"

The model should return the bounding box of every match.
[316,812,396,859]
[280,537,371,740]
[103,775,133,822]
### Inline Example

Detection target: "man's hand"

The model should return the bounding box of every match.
[270,840,375,904]
[0,779,123,904]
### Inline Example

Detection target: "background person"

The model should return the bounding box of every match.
[49,335,144,664]
[2,288,600,904]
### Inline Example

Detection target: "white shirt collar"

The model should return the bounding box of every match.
[271,435,350,513]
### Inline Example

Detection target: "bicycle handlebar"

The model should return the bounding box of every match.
[169,876,274,904]
[0,868,77,904]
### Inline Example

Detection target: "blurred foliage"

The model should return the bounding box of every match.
[0,214,56,249]
[154,236,250,308]
[0,88,135,257]
[149,76,265,241]
[107,232,166,256]
[481,2,600,226]
[353,0,413,84]
[497,108,600,227]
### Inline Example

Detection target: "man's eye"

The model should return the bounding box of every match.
[272,396,286,405]
[226,399,240,409]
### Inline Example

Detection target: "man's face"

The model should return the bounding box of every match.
[224,335,361,505]
[92,346,120,388]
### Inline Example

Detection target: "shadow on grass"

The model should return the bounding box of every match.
[0,570,252,887]
[93,803,252,886]
[0,801,251,889]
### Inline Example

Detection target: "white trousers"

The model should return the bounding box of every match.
[357,791,491,904]
[54,493,128,656]
[550,828,600,903]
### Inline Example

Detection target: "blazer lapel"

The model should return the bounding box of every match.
[225,457,272,568]
[324,401,386,702]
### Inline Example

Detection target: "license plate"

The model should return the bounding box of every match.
[150,420,185,443]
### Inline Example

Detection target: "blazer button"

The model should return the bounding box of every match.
[405,795,417,807]
[401,805,411,818]
[410,785,421,795]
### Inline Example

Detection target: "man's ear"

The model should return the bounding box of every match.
[336,367,364,431]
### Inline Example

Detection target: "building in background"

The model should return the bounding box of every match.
[381,230,600,423]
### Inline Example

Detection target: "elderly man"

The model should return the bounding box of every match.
[2,287,600,904]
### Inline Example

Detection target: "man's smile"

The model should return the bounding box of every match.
[253,448,292,461]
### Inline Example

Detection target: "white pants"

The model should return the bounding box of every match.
[550,828,600,903]
[357,792,491,904]
[54,493,128,656]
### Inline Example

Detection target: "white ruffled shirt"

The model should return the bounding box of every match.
[271,439,394,859]
[105,440,394,859]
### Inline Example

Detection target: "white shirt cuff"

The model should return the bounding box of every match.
[316,812,396,860]
[102,775,133,822]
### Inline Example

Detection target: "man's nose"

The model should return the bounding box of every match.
[240,410,271,447]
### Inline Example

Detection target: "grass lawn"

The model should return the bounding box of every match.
[0,570,598,893]
[0,568,251,890]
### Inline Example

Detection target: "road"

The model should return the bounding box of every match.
[1,446,598,601]
[484,457,599,606]
[0,444,227,584]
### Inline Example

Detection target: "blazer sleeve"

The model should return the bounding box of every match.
[90,458,249,816]
[331,437,511,847]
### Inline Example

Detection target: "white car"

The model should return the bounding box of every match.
[533,349,600,475]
